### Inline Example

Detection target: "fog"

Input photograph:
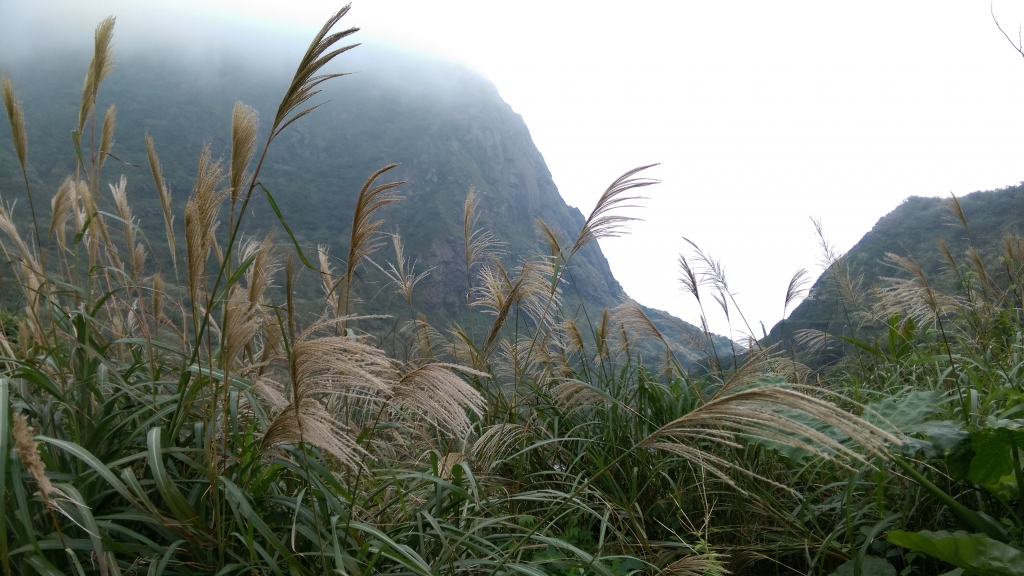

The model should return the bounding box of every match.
[6,0,1024,341]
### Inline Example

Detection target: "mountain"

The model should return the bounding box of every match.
[768,183,1024,353]
[0,40,729,367]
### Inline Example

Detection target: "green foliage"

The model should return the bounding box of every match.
[887,531,1024,576]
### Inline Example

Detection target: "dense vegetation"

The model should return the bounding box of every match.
[4,7,1024,576]
[769,187,1024,357]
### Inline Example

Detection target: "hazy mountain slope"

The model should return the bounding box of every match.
[0,43,728,366]
[769,184,1024,349]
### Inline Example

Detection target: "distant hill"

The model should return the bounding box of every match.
[768,184,1024,353]
[0,42,730,368]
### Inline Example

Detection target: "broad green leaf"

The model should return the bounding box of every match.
[969,419,1024,486]
[887,530,1024,576]
[862,390,945,432]
[827,555,896,576]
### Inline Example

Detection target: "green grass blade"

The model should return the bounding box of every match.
[0,377,10,576]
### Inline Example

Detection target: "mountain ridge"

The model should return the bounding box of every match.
[768,183,1024,353]
[0,41,730,367]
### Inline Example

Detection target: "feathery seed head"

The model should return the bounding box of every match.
[12,413,64,506]
[184,144,225,304]
[345,164,404,290]
[785,267,810,309]
[570,164,657,258]
[678,254,701,303]
[78,16,116,134]
[1,75,27,169]
[393,363,485,439]
[378,233,432,307]
[471,423,531,471]
[245,233,280,309]
[223,284,260,370]
[0,203,39,275]
[50,177,75,251]
[145,134,177,270]
[97,104,116,173]
[272,5,358,139]
[229,102,259,204]
[613,300,668,347]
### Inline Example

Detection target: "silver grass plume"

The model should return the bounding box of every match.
[404,313,441,360]
[495,336,541,381]
[145,134,176,270]
[12,413,65,506]
[318,246,341,316]
[569,165,656,259]
[109,176,138,272]
[260,322,393,466]
[1,76,27,171]
[535,218,565,262]
[965,246,995,302]
[97,104,116,174]
[183,145,225,306]
[937,238,961,282]
[639,355,899,493]
[49,177,75,251]
[437,452,466,481]
[471,423,532,472]
[944,193,973,244]
[595,308,612,361]
[229,102,258,208]
[270,5,358,140]
[784,268,810,310]
[74,166,115,261]
[874,253,961,327]
[222,284,259,371]
[340,164,404,318]
[245,233,280,309]
[662,554,729,576]
[2,75,41,251]
[262,398,364,468]
[551,378,610,411]
[678,254,702,303]
[464,188,504,270]
[224,236,278,371]
[812,217,839,269]
[0,203,40,278]
[613,300,668,347]
[78,16,115,135]
[793,328,836,354]
[473,259,550,363]
[376,233,433,308]
[561,319,585,355]
[392,363,486,439]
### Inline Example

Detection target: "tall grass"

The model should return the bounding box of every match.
[6,5,1017,576]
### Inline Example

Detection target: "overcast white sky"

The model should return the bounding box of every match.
[5,0,1024,339]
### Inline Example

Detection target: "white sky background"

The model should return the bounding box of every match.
[5,0,1024,340]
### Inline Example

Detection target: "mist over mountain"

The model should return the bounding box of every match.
[0,38,728,367]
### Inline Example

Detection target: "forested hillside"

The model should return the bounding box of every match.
[768,184,1024,356]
